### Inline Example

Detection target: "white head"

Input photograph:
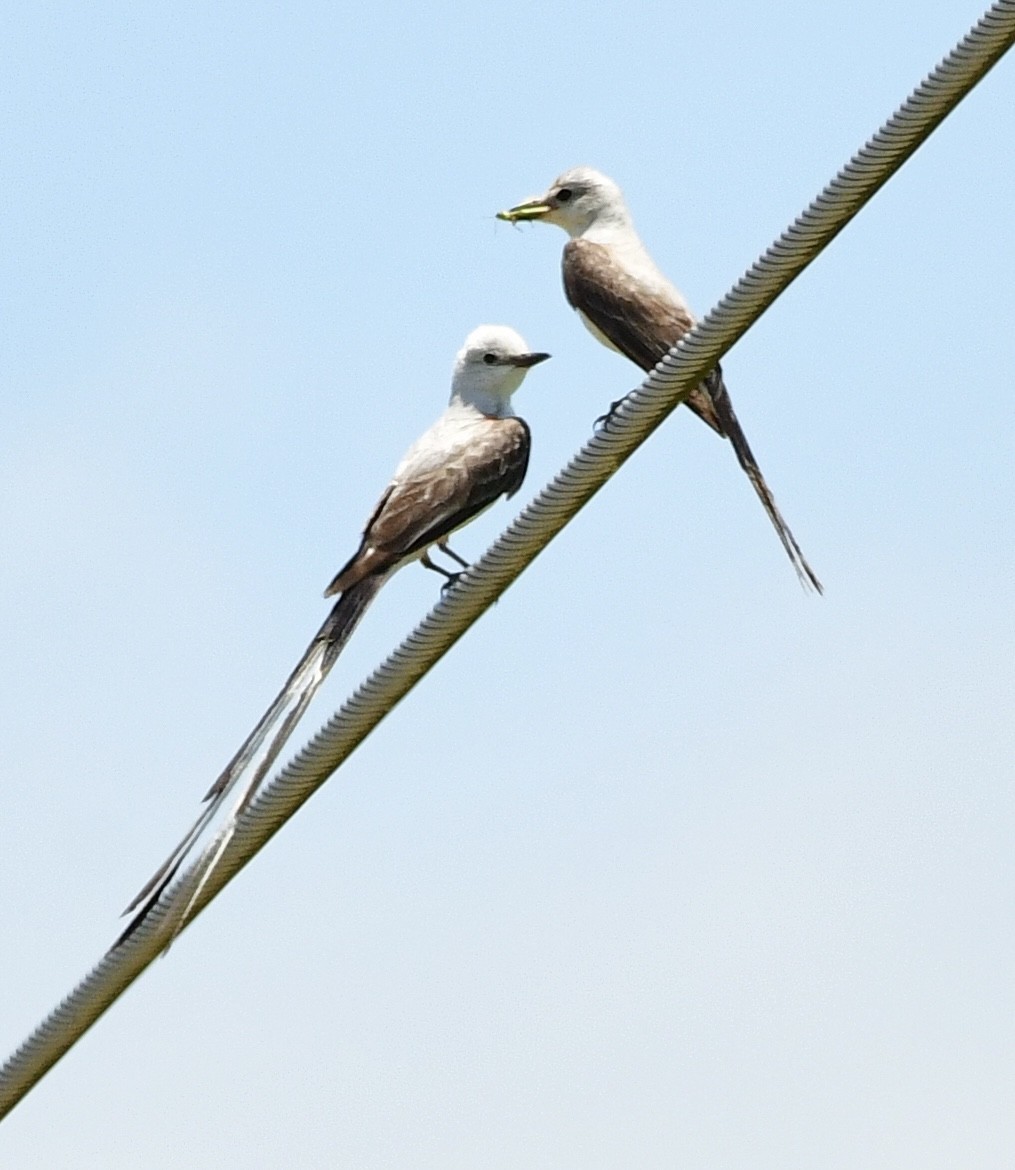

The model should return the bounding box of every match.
[450,325,550,415]
[497,166,631,238]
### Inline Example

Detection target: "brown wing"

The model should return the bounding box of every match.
[325,417,530,596]
[563,239,695,371]
[563,238,725,435]
[564,243,822,592]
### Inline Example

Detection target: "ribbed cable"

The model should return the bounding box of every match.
[3,0,1013,1122]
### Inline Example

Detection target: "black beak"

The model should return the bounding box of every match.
[510,351,551,368]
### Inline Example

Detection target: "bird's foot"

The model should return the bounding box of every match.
[595,396,626,431]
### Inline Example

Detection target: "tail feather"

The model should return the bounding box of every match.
[116,575,386,946]
[704,369,823,594]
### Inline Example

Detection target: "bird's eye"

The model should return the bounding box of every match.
[483,353,498,365]
[556,188,573,203]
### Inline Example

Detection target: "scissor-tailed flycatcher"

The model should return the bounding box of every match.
[120,325,549,943]
[497,166,821,593]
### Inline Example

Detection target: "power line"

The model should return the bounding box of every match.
[2,0,1013,1124]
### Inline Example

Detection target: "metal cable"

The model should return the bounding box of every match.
[3,0,1013,1122]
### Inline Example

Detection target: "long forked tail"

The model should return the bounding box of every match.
[117,574,387,945]
[704,369,823,594]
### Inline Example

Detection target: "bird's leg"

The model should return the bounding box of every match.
[436,541,470,570]
[421,551,463,592]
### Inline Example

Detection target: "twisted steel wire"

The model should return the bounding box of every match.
[3,0,1013,1122]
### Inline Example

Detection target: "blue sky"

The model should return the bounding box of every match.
[3,1,1014,1166]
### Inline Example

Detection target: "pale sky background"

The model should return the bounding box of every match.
[2,1,1014,1166]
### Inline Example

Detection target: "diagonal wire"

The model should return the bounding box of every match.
[3,0,1014,1123]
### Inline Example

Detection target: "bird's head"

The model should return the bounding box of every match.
[451,325,550,413]
[496,167,628,238]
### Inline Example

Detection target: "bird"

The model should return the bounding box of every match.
[119,324,550,944]
[497,166,821,593]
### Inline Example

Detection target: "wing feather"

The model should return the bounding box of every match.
[563,239,695,370]
[564,242,822,591]
[327,417,530,595]
[563,239,726,434]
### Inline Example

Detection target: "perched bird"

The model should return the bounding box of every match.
[120,325,550,943]
[498,166,821,593]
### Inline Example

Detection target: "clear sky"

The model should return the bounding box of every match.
[3,1,1014,1166]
